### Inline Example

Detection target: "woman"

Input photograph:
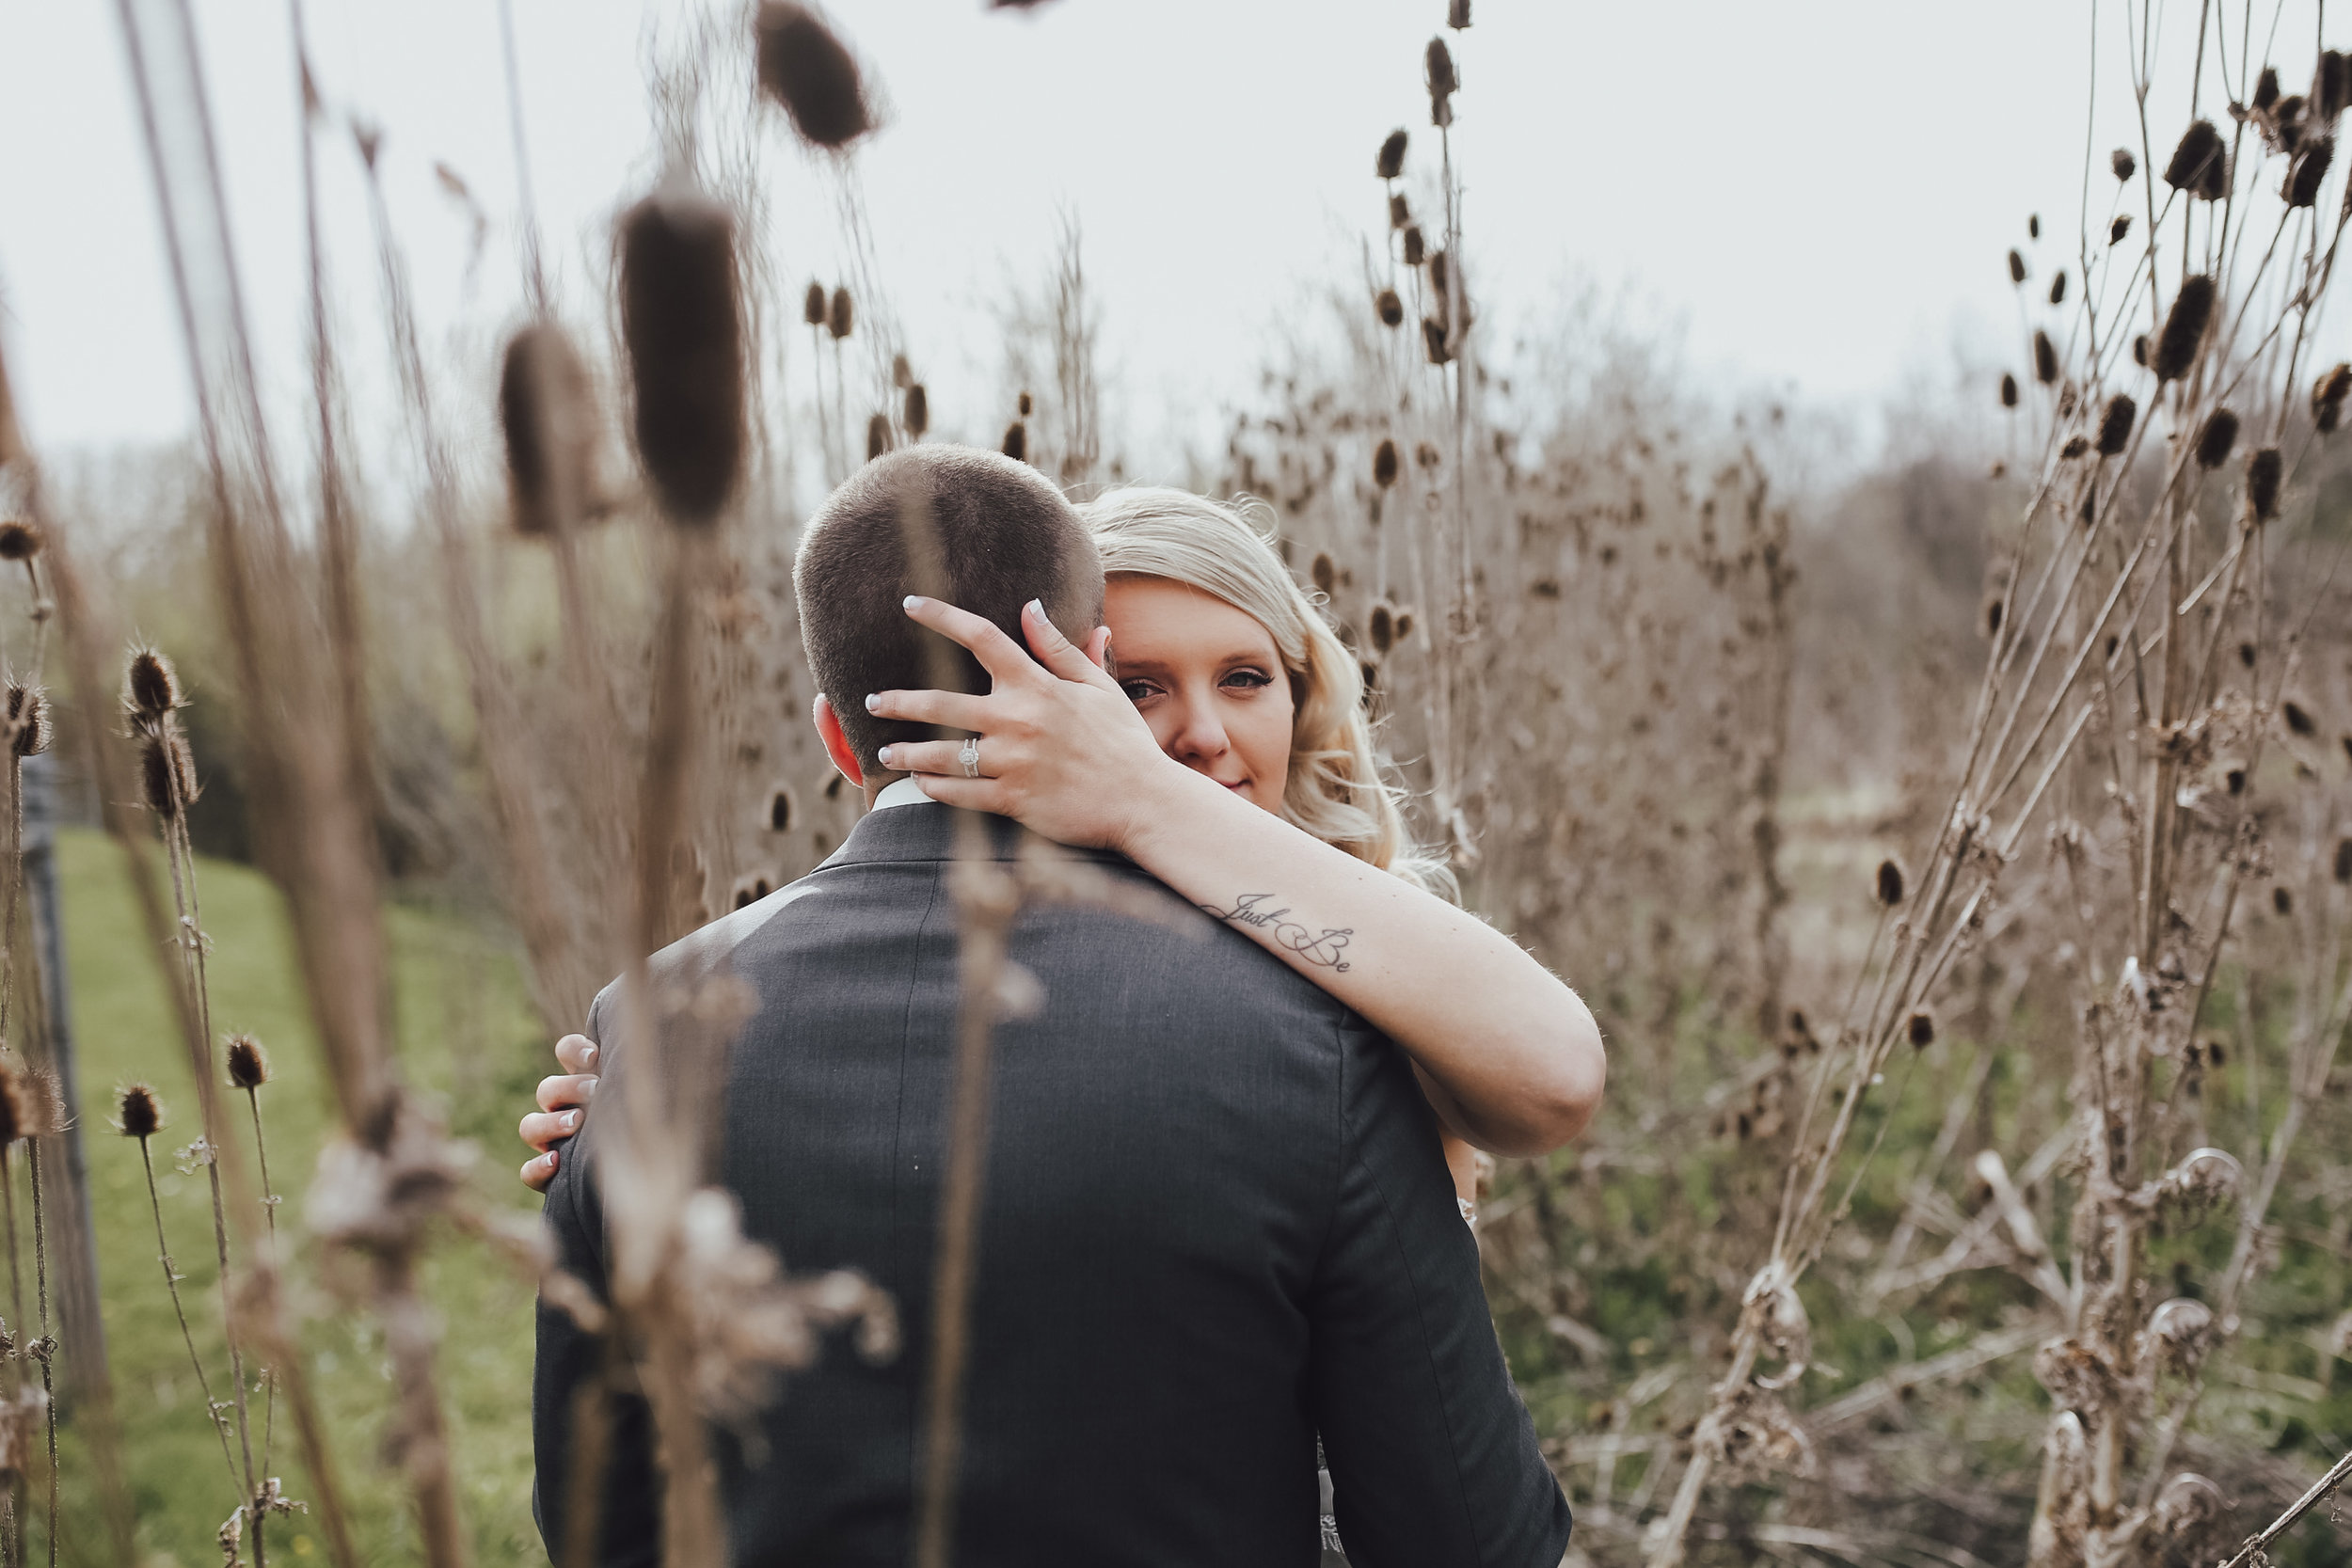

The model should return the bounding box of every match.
[518,487,1604,1208]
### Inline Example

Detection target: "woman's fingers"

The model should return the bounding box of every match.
[901,595,1044,686]
[536,1073,597,1114]
[866,687,990,732]
[1019,599,1116,688]
[553,1034,598,1074]
[877,738,985,777]
[521,1148,559,1193]
[907,775,1002,811]
[520,1107,585,1153]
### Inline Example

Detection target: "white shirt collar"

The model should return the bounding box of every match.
[867,776,935,813]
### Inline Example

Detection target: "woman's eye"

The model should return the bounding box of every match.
[1119,680,1158,704]
[1221,669,1273,691]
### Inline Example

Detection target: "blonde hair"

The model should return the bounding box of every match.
[1079,486,1450,895]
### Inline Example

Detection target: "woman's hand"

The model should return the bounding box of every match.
[518,1033,599,1193]
[867,596,1193,854]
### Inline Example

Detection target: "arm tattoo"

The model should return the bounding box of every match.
[1200,893,1354,972]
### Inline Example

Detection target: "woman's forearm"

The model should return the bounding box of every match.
[1121,764,1606,1156]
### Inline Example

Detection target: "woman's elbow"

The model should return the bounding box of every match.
[1490,1017,1607,1156]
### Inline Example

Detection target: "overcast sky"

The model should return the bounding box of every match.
[1,0,2338,484]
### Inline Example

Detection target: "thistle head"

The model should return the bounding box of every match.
[226,1033,272,1091]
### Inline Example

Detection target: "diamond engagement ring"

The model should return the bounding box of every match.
[959,736,981,778]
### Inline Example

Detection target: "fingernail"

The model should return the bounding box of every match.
[878,745,896,768]
[563,1110,581,1130]
[903,594,923,610]
[864,692,880,713]
[580,1077,597,1098]
[1025,598,1044,618]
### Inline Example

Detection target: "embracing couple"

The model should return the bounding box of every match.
[527,446,1605,1566]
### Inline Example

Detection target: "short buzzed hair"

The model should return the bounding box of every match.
[794,445,1104,774]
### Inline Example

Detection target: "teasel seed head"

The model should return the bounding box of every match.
[904,383,929,439]
[2008,249,2026,285]
[1876,859,1905,906]
[2287,137,2335,207]
[1376,288,1404,327]
[866,412,892,462]
[2048,270,2068,306]
[1002,420,1027,463]
[1448,0,1470,26]
[2194,407,2240,467]
[2133,333,2151,367]
[1376,128,1407,180]
[1311,552,1336,596]
[1422,318,1452,365]
[2164,119,2224,192]
[1984,595,2005,636]
[2247,446,2283,521]
[140,732,198,819]
[754,3,874,150]
[619,185,747,526]
[803,280,827,325]
[2112,147,2137,181]
[1368,603,1394,655]
[125,647,182,719]
[2000,372,2019,408]
[6,684,48,760]
[498,323,599,538]
[2312,362,2351,432]
[2033,330,2058,384]
[769,786,796,832]
[2319,51,2352,119]
[1373,437,1399,487]
[1402,226,1425,266]
[733,875,776,911]
[2109,214,2132,245]
[829,286,853,341]
[0,1063,25,1147]
[1425,38,1457,126]
[2061,436,2090,461]
[2275,885,2295,915]
[1906,1010,1935,1049]
[117,1084,162,1141]
[0,520,40,562]
[1389,193,1409,229]
[225,1033,271,1090]
[2153,275,2217,382]
[1393,610,1414,641]
[1017,390,1033,418]
[892,353,912,389]
[2096,394,2136,455]
[2028,213,2041,239]
[2334,835,2352,883]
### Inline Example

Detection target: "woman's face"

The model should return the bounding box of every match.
[1103,576,1294,812]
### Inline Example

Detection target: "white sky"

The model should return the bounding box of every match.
[1,0,2340,483]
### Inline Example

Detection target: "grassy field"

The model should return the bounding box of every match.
[46,827,552,1566]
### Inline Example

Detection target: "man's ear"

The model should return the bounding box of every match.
[812,694,865,787]
[1083,626,1113,675]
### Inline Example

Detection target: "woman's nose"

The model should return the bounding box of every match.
[1164,694,1230,765]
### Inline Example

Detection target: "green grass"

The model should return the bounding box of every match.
[44,828,553,1566]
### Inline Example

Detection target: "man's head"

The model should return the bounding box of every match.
[795,445,1104,786]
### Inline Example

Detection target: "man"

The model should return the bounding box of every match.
[534,445,1571,1565]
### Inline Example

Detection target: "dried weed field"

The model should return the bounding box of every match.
[0,1,2348,1565]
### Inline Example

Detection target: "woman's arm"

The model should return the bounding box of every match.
[872,598,1606,1159]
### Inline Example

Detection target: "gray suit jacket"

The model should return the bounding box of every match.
[534,803,1570,1567]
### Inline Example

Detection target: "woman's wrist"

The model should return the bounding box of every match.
[1112,752,1252,868]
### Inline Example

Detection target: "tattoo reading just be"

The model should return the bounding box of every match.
[1200,894,1354,972]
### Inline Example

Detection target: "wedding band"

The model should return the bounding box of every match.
[959,736,981,778]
